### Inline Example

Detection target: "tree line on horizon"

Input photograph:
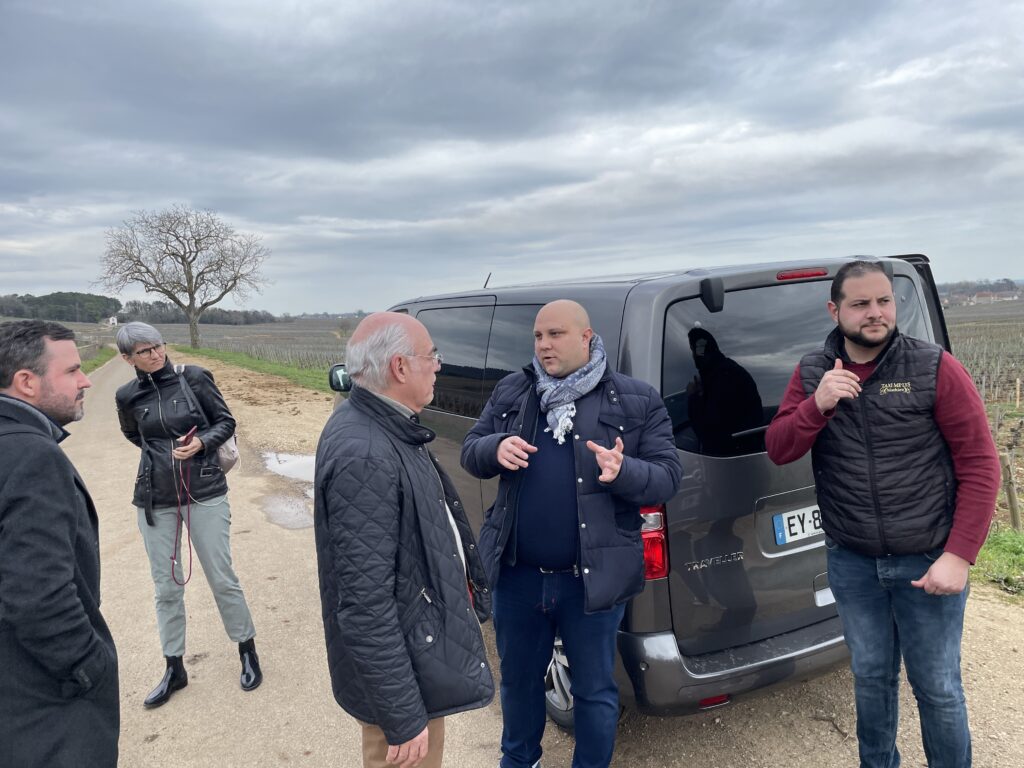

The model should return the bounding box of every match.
[0,292,277,326]
[937,278,1021,295]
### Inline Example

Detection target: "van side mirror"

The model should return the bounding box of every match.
[329,364,353,393]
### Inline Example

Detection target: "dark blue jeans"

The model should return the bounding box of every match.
[826,540,971,768]
[494,563,626,768]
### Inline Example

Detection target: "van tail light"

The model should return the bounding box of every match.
[698,694,731,710]
[777,268,828,281]
[641,505,669,580]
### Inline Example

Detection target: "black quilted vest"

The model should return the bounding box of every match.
[799,328,957,556]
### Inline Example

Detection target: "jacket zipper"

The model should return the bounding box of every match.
[426,452,486,598]
[859,395,889,553]
[147,373,174,442]
[504,386,540,567]
[426,453,465,569]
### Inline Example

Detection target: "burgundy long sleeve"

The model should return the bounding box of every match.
[933,352,1001,562]
[765,352,1000,563]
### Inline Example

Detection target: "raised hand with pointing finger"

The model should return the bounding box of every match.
[813,358,862,414]
[586,436,624,483]
[766,261,1002,766]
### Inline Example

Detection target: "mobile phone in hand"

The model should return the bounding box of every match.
[180,426,198,445]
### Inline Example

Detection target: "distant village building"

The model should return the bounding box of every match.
[107,316,118,326]
[970,291,1019,304]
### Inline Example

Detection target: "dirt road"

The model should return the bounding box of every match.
[64,354,1024,767]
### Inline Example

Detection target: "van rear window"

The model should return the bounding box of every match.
[662,276,927,456]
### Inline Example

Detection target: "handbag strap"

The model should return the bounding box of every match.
[174,364,212,429]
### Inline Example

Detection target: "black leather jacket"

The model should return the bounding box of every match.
[115,359,235,518]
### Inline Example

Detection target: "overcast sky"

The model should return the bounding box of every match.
[1,0,1022,315]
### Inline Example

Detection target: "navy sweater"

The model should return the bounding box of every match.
[514,409,579,569]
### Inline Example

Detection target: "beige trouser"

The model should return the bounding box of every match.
[359,718,445,768]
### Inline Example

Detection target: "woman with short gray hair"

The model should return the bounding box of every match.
[114,321,261,709]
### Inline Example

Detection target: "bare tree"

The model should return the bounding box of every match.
[99,205,270,347]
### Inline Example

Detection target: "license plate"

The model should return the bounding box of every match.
[773,506,823,546]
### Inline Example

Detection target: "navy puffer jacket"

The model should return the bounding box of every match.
[462,367,682,613]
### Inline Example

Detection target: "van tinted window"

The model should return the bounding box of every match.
[662,276,928,456]
[416,306,493,418]
[483,304,543,395]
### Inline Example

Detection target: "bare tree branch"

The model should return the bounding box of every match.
[99,205,270,347]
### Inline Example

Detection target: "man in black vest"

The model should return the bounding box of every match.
[767,261,1000,768]
[0,320,119,768]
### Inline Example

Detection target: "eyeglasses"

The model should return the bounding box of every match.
[132,343,165,359]
[408,351,443,367]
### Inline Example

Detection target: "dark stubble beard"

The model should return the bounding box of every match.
[841,323,894,350]
[38,385,85,427]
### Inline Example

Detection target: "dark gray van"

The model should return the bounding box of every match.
[330,254,949,727]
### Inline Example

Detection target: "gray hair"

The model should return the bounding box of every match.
[115,321,164,356]
[345,322,414,392]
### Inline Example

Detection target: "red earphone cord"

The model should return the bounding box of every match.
[171,455,193,587]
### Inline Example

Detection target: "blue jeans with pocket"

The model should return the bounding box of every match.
[494,563,626,768]
[826,538,971,768]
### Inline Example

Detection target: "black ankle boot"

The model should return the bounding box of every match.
[239,638,262,691]
[143,655,187,709]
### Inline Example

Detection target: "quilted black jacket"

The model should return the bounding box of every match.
[314,386,493,745]
[115,359,235,518]
[462,366,682,613]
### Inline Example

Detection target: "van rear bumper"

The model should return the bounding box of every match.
[616,615,848,715]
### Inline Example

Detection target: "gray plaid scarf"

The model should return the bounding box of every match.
[532,334,607,444]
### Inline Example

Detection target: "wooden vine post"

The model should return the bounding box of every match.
[1000,452,1021,531]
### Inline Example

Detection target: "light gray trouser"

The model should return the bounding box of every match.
[137,495,256,657]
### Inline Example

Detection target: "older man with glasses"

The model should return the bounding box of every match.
[314,312,493,768]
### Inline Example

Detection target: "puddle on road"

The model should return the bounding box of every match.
[263,452,315,483]
[261,452,315,529]
[261,494,314,529]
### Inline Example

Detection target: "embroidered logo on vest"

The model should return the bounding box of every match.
[879,381,912,395]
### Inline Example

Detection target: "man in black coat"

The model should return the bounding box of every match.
[314,312,493,768]
[0,320,119,768]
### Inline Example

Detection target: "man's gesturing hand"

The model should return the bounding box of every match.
[497,436,538,470]
[814,359,862,414]
[386,726,429,767]
[586,436,624,483]
[910,552,970,595]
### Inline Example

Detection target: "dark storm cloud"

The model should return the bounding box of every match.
[1,0,1022,313]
